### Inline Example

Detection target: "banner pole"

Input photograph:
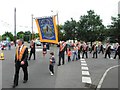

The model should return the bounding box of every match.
[56,12,59,42]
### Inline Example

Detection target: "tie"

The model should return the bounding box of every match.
[18,46,21,55]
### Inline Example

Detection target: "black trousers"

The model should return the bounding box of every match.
[82,51,88,58]
[58,53,65,65]
[98,49,104,54]
[68,56,71,62]
[78,51,81,59]
[49,65,54,74]
[29,51,35,60]
[105,52,111,58]
[14,63,28,85]
[93,51,98,58]
[114,52,120,59]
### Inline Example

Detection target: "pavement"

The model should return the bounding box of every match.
[0,44,119,89]
[0,60,2,90]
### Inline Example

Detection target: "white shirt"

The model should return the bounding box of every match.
[19,45,24,52]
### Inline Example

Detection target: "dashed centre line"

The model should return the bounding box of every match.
[82,71,90,75]
[81,63,87,66]
[81,61,86,63]
[81,67,89,70]
[28,49,50,52]
[82,77,92,84]
[80,58,92,84]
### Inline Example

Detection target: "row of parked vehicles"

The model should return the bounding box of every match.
[0,41,14,50]
[0,39,42,50]
[27,39,42,46]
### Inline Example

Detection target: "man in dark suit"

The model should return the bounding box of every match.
[82,42,89,58]
[92,43,98,58]
[104,43,111,59]
[28,40,36,60]
[12,39,28,88]
[98,42,104,54]
[114,43,120,59]
[58,42,66,66]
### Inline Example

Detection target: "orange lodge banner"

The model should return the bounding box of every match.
[35,16,58,44]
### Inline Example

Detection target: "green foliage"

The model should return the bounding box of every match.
[2,32,14,41]
[17,31,24,39]
[58,25,66,41]
[78,10,105,42]
[62,10,105,42]
[0,35,2,41]
[24,31,31,41]
[63,18,77,41]
[107,14,120,43]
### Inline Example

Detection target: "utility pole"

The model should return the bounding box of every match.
[14,8,16,47]
[56,12,59,26]
[31,14,33,40]
[51,11,59,41]
[56,11,59,42]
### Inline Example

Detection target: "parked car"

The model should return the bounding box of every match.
[35,41,42,46]
[27,40,30,43]
[1,41,7,50]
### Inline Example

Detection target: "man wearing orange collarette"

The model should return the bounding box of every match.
[12,39,28,88]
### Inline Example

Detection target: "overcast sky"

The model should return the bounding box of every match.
[0,0,119,35]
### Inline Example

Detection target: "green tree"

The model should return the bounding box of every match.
[2,32,14,41]
[58,25,66,41]
[107,14,120,43]
[0,35,2,41]
[17,31,25,39]
[35,33,39,39]
[78,10,105,44]
[63,18,77,41]
[24,31,31,41]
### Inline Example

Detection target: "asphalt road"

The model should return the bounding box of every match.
[101,66,119,88]
[1,44,119,89]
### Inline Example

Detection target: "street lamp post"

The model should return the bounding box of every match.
[31,14,34,40]
[14,8,16,47]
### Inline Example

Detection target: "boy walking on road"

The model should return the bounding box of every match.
[49,52,55,76]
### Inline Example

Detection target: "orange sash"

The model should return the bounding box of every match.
[16,46,26,61]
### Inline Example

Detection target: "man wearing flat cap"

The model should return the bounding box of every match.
[12,39,29,88]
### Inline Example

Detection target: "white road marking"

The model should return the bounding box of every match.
[82,77,92,84]
[81,63,87,66]
[80,58,92,84]
[81,61,86,63]
[96,65,120,90]
[28,49,50,52]
[36,49,42,52]
[81,62,87,64]
[81,67,89,70]
[80,58,85,61]
[82,71,90,76]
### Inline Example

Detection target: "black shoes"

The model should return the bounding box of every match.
[23,80,27,83]
[57,64,61,66]
[58,63,64,66]
[12,80,27,88]
[12,84,18,88]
